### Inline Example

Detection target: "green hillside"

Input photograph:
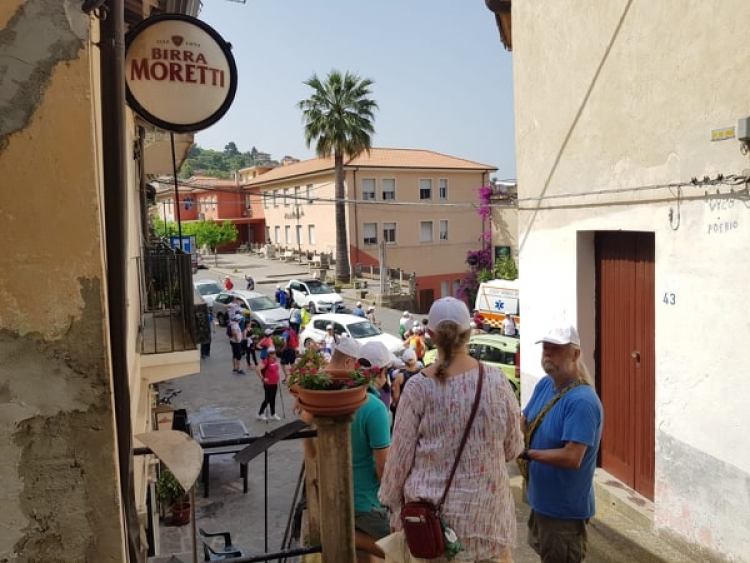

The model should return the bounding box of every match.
[179,142,280,179]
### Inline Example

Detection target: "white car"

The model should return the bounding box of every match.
[286,279,345,314]
[300,313,403,357]
[193,279,223,309]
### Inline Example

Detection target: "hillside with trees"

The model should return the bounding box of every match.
[179,142,280,178]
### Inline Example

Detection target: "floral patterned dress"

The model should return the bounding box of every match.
[379,364,523,561]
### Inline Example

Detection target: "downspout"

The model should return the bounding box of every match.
[100,0,142,560]
[352,168,359,277]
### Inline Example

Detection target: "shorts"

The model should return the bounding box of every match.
[354,506,390,541]
[280,348,296,365]
[527,509,589,563]
[230,341,243,360]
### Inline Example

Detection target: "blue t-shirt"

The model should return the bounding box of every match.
[522,377,603,520]
[351,387,391,513]
[352,308,366,318]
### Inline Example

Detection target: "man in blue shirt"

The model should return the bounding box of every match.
[351,301,366,318]
[520,324,603,562]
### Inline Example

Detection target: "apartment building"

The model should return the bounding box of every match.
[246,148,497,312]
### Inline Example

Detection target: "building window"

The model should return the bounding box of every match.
[273,190,279,208]
[306,184,313,204]
[420,221,433,242]
[263,192,269,209]
[439,179,448,200]
[439,220,448,241]
[453,279,461,295]
[440,280,450,297]
[420,179,432,200]
[212,196,217,210]
[294,185,300,207]
[362,178,376,201]
[383,222,396,244]
[308,224,316,245]
[296,224,303,244]
[265,226,271,243]
[363,223,377,245]
[274,226,280,243]
[285,225,291,243]
[283,188,290,206]
[382,178,395,200]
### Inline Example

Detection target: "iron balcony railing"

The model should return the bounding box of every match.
[138,240,205,354]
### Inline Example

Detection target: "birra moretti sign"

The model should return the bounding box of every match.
[125,14,237,132]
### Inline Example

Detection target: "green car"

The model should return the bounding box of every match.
[423,334,520,401]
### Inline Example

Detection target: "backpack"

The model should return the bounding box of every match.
[286,329,299,350]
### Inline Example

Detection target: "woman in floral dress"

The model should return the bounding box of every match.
[379,297,523,562]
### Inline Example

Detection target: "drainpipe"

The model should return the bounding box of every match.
[352,168,359,278]
[99,0,142,560]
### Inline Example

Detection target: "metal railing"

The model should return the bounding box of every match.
[138,241,198,354]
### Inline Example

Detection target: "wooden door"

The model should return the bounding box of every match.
[595,231,655,499]
[418,288,434,315]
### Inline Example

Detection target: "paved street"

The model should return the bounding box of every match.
[153,253,716,562]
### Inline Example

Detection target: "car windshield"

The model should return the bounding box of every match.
[196,282,222,295]
[306,281,334,295]
[347,320,382,339]
[246,296,278,311]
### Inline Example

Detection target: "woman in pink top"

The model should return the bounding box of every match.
[379,297,523,562]
[256,348,282,420]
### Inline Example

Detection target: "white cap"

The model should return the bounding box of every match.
[402,311,410,317]
[356,301,362,307]
[401,348,417,363]
[367,305,375,311]
[264,328,273,335]
[427,297,471,332]
[335,336,361,358]
[413,320,420,327]
[358,341,392,369]
[536,324,581,346]
[326,324,333,330]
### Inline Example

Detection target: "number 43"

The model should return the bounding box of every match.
[662,293,676,305]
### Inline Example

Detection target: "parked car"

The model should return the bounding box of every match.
[423,333,520,400]
[193,279,223,309]
[213,290,291,332]
[299,313,403,357]
[286,279,345,314]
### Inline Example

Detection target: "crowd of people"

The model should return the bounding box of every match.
[202,275,604,563]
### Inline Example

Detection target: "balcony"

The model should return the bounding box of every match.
[138,241,209,356]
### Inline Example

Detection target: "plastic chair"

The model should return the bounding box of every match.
[198,528,244,561]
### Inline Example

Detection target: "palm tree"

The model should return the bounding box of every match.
[298,70,378,283]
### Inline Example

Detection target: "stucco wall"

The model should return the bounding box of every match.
[513,1,750,560]
[0,2,125,561]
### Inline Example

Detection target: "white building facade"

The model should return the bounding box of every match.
[511,1,750,560]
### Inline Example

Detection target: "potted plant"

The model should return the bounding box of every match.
[155,466,191,525]
[287,348,380,417]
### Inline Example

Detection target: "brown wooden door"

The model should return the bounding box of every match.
[595,231,655,499]
[418,289,434,315]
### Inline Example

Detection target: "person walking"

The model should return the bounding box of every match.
[228,313,245,375]
[502,314,518,337]
[289,303,302,334]
[398,311,411,340]
[366,305,379,326]
[256,347,281,420]
[223,275,234,291]
[389,348,421,420]
[352,301,366,318]
[379,297,523,562]
[200,309,214,359]
[244,274,255,290]
[243,325,258,369]
[521,324,603,562]
[300,304,311,331]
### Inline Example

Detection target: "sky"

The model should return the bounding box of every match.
[195,0,517,181]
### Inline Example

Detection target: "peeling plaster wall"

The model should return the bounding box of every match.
[0,1,125,561]
[512,1,750,560]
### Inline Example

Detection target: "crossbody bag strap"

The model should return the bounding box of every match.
[436,361,485,512]
[524,379,587,447]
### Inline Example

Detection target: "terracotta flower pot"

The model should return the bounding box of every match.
[170,501,191,526]
[296,385,368,417]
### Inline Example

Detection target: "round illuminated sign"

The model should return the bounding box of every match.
[125,14,237,132]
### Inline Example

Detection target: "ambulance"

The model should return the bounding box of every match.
[473,278,520,334]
